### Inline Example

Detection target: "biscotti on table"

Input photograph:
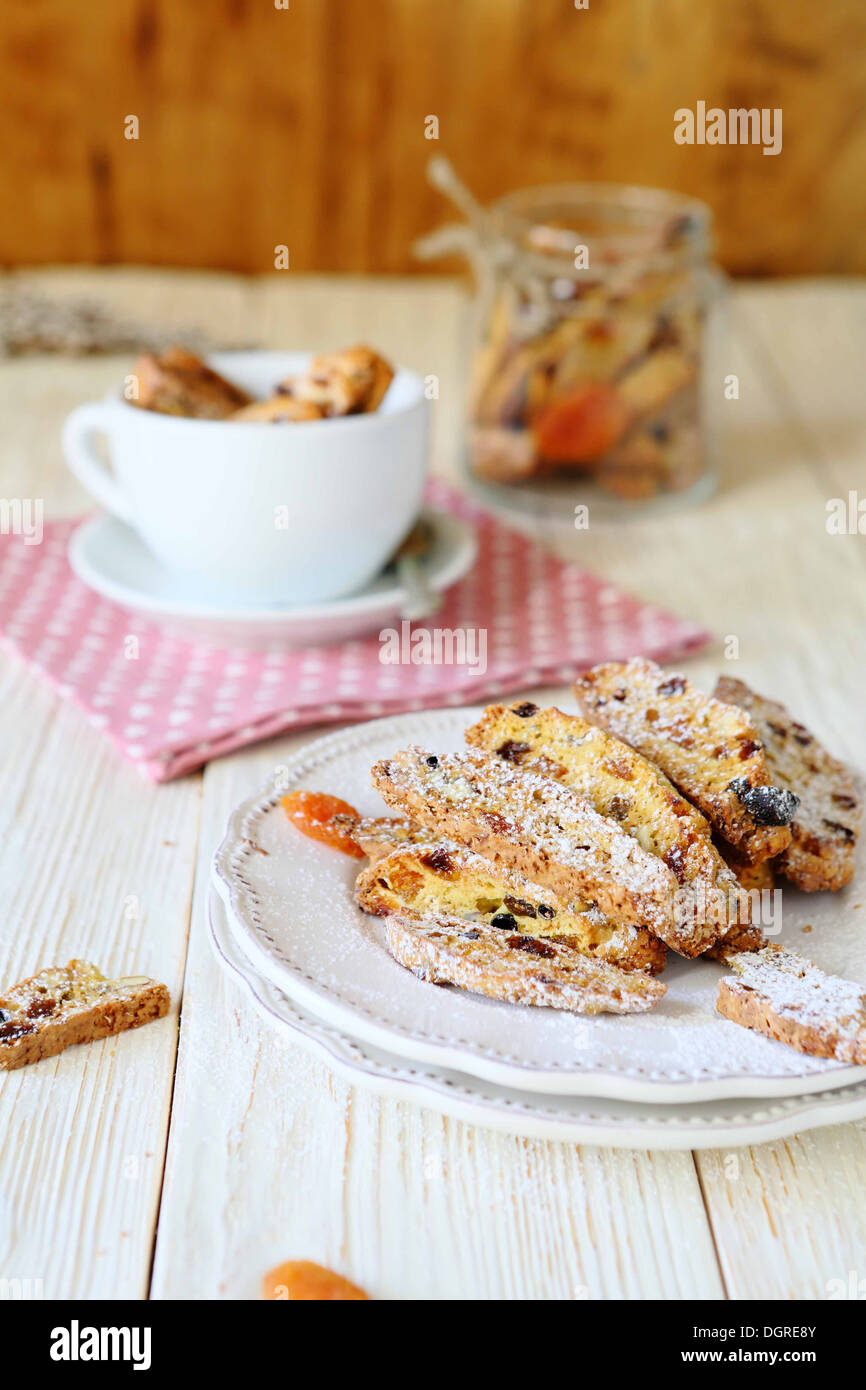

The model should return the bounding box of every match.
[0,960,170,1070]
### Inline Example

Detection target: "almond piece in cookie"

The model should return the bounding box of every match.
[0,961,170,1070]
[717,944,866,1063]
[385,908,666,1014]
[132,347,251,419]
[466,702,749,957]
[574,659,798,864]
[713,676,861,892]
[355,842,666,975]
[370,746,679,938]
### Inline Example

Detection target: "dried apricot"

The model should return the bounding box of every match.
[281,791,364,857]
[263,1260,370,1301]
[533,381,629,464]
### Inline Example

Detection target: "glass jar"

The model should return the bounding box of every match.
[456,184,723,517]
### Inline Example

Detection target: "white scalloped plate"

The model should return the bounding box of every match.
[208,883,866,1148]
[212,707,866,1104]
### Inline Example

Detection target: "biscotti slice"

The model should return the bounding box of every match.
[370,746,678,937]
[466,701,749,956]
[714,676,861,892]
[717,945,866,1063]
[385,909,666,1014]
[574,659,798,864]
[132,347,251,419]
[0,960,170,1070]
[355,842,666,975]
[281,346,394,416]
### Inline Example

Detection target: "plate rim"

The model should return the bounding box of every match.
[67,506,477,624]
[207,883,866,1149]
[212,705,866,1105]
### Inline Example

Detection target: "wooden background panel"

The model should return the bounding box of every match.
[2,0,865,276]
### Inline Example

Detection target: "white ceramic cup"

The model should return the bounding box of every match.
[62,351,429,606]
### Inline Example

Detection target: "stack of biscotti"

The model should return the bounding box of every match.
[464,701,756,956]
[362,746,672,1013]
[351,658,863,1053]
[356,683,758,1012]
[570,658,863,1059]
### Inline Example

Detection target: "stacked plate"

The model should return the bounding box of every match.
[210,707,866,1149]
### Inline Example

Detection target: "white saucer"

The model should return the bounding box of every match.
[68,507,477,649]
[208,883,866,1149]
[212,706,866,1104]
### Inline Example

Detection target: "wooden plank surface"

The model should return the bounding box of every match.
[0,269,865,1299]
[0,663,201,1298]
[1,1,865,275]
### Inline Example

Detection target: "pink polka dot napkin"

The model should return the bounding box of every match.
[0,482,708,781]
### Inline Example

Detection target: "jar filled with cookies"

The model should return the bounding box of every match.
[420,171,723,514]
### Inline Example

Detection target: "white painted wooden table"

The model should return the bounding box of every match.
[1,270,865,1301]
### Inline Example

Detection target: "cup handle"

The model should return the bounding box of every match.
[62,403,134,524]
